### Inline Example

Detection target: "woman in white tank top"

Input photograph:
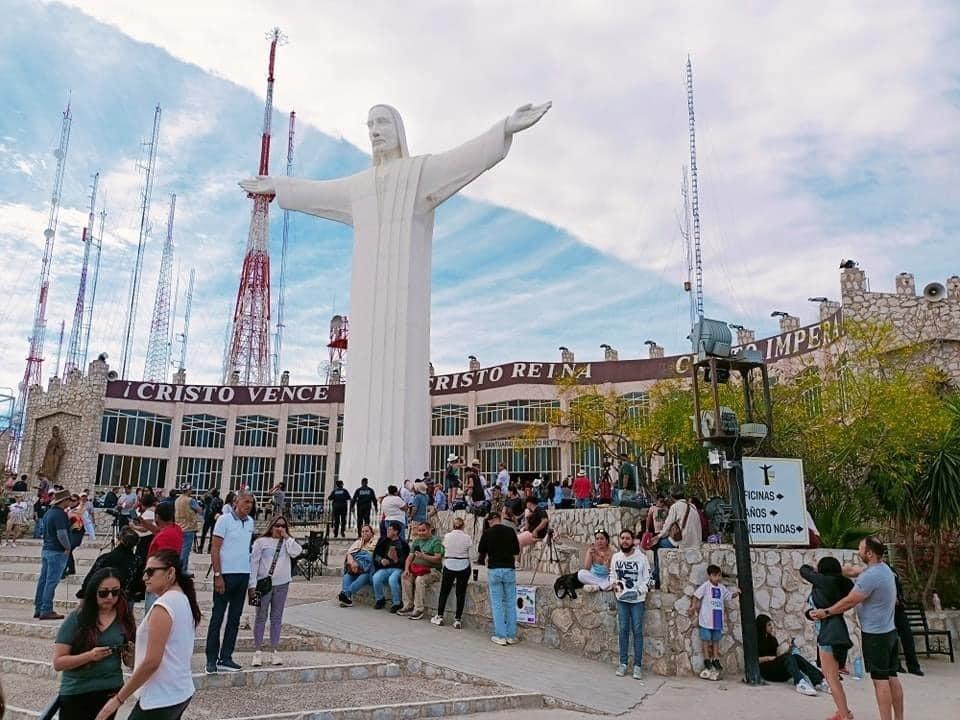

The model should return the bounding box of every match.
[94,549,200,720]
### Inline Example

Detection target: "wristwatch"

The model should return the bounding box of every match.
[213,572,222,577]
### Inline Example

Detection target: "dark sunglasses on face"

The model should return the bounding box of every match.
[97,588,121,598]
[274,524,288,529]
[143,566,170,578]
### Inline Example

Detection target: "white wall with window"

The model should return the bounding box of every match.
[234,415,279,447]
[286,414,329,446]
[96,454,168,488]
[180,414,227,448]
[100,409,171,448]
[175,457,223,493]
[432,404,468,436]
[229,456,276,494]
[475,399,559,426]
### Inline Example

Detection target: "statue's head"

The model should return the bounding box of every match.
[368,105,408,164]
[51,426,60,437]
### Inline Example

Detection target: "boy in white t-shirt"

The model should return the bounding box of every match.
[688,564,740,681]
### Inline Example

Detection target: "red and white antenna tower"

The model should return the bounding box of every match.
[271,110,296,384]
[120,104,162,379]
[7,100,72,470]
[64,171,100,374]
[326,315,348,384]
[143,194,177,381]
[226,28,286,385]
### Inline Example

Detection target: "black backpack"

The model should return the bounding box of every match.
[553,572,585,599]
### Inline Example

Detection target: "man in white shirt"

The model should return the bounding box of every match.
[206,491,254,674]
[610,529,651,680]
[380,485,408,536]
[496,464,510,494]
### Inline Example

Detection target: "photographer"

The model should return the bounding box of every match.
[77,528,141,601]
[53,568,136,719]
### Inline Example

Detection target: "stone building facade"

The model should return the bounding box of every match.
[11,264,960,502]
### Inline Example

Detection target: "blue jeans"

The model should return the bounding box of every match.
[205,573,248,665]
[372,568,402,603]
[35,548,69,615]
[33,517,45,539]
[487,567,517,640]
[180,531,196,575]
[652,537,675,587]
[575,499,592,509]
[341,571,371,597]
[617,600,646,666]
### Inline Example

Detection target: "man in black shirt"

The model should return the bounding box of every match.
[518,497,549,549]
[102,487,119,509]
[34,489,73,619]
[12,475,28,492]
[477,512,521,646]
[371,521,410,611]
[328,481,351,538]
[350,478,378,534]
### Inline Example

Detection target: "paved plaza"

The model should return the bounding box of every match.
[0,536,956,719]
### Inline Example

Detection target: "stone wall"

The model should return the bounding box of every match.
[432,506,645,545]
[18,359,108,488]
[355,544,864,676]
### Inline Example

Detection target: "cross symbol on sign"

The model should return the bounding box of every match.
[760,464,775,486]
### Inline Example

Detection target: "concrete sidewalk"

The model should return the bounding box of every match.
[284,598,660,714]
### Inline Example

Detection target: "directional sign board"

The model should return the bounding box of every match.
[742,457,808,545]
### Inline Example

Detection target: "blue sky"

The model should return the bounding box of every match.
[0,0,958,393]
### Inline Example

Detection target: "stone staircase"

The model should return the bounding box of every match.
[0,541,547,720]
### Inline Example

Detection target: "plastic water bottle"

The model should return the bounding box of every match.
[853,655,864,680]
[790,638,800,655]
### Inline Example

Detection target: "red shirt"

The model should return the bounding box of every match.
[572,474,592,500]
[148,524,184,556]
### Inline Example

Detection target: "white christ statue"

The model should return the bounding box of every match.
[240,101,551,495]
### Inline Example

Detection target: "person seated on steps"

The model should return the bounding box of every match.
[338,524,376,607]
[372,521,409,612]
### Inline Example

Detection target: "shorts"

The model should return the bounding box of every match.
[699,626,722,643]
[862,630,899,680]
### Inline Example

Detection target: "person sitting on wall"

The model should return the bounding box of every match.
[577,530,614,591]
[517,497,549,549]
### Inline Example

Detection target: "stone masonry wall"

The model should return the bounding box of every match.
[432,507,645,545]
[356,543,863,676]
[18,358,108,489]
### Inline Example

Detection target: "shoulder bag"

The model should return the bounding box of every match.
[249,540,283,607]
[669,501,692,544]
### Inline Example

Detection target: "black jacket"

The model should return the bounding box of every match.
[800,565,854,648]
[351,486,378,511]
[77,545,140,599]
[328,487,351,509]
[373,536,409,570]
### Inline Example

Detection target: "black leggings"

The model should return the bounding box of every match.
[128,697,192,720]
[760,653,824,685]
[436,566,470,619]
[59,688,121,720]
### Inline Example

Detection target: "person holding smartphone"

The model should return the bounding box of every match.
[52,568,136,720]
[248,515,302,667]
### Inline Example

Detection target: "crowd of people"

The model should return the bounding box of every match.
[0,463,923,720]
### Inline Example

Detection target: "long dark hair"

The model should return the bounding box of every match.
[755,613,773,639]
[71,568,136,654]
[147,549,202,627]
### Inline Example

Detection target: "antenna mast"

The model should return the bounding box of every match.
[143,194,177,381]
[272,110,296,384]
[52,321,66,379]
[225,28,286,385]
[686,56,705,320]
[83,206,107,365]
[176,269,196,374]
[680,165,697,328]
[64,172,100,373]
[8,100,72,470]
[120,104,162,379]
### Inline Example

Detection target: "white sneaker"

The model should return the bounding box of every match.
[815,681,831,694]
[699,667,713,680]
[271,651,283,666]
[251,651,262,667]
[430,615,444,626]
[453,619,462,629]
[633,667,643,681]
[796,679,817,696]
[491,636,508,646]
[708,667,720,681]
[615,664,627,677]
[505,637,518,645]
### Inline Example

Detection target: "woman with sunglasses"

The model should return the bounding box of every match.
[94,549,200,720]
[248,515,302,667]
[52,568,136,720]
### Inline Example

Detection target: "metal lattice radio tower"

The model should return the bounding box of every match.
[52,321,66,380]
[7,100,72,470]
[120,104,162,379]
[175,268,196,375]
[226,28,286,385]
[143,194,177,381]
[272,110,296,384]
[82,206,107,365]
[64,172,100,374]
[686,56,705,320]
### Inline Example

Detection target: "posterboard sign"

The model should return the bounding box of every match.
[516,585,537,624]
[742,457,808,546]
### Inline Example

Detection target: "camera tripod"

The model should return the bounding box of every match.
[100,513,123,552]
[530,529,562,584]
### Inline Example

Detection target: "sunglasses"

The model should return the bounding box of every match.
[143,566,171,578]
[97,588,122,598]
[274,524,288,529]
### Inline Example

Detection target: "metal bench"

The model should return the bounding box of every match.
[903,601,954,662]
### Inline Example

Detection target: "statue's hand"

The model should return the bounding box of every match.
[505,101,552,135]
[239,176,276,197]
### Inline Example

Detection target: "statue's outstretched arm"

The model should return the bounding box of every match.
[238,175,353,227]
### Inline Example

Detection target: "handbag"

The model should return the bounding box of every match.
[249,540,283,607]
[668,501,692,543]
[640,531,656,551]
[409,562,432,577]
